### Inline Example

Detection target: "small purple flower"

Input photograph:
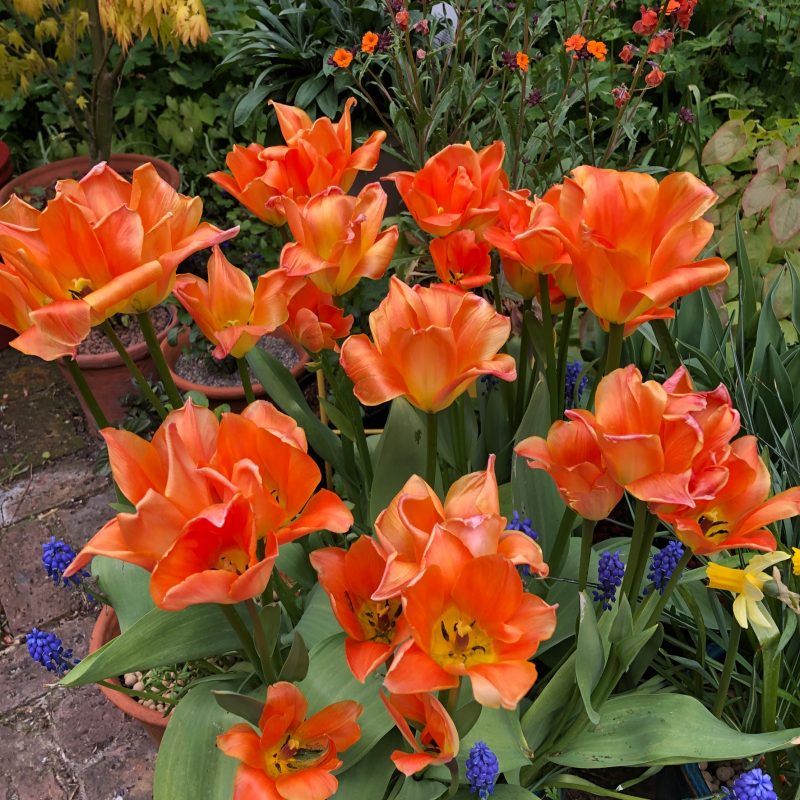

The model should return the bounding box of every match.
[466,741,499,799]
[723,768,778,800]
[644,540,684,595]
[501,50,518,69]
[42,536,88,588]
[564,360,588,409]
[26,629,80,676]
[526,88,543,107]
[678,106,695,124]
[593,550,625,610]
[507,511,538,541]
[376,31,394,53]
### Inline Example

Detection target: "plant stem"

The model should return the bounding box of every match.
[619,500,649,602]
[272,570,302,627]
[62,357,110,429]
[220,604,262,681]
[625,511,658,605]
[244,599,278,684]
[712,621,741,718]
[136,312,183,410]
[556,297,576,416]
[651,318,683,376]
[237,357,256,405]
[445,759,461,799]
[548,507,578,578]
[425,411,439,488]
[515,299,533,426]
[604,322,625,375]
[578,518,596,592]
[101,320,167,419]
[538,274,558,421]
[761,640,781,779]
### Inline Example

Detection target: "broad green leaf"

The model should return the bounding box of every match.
[153,678,240,800]
[453,786,536,799]
[295,583,339,650]
[771,188,800,244]
[575,593,605,724]
[276,542,316,589]
[742,169,786,216]
[278,631,309,682]
[548,693,800,767]
[212,690,264,727]
[91,557,154,632]
[335,730,403,799]
[736,214,759,343]
[544,775,648,799]
[395,778,447,800]
[61,604,243,687]
[298,634,393,769]
[702,119,749,166]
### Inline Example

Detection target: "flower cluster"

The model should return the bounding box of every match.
[26,629,79,676]
[466,741,500,798]
[564,35,607,61]
[593,550,625,610]
[723,767,778,800]
[42,536,88,588]
[645,540,684,594]
[564,360,588,410]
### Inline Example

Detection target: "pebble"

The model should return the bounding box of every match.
[716,766,734,782]
[123,673,137,687]
[133,681,145,692]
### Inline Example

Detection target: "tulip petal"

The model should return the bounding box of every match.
[467,661,538,710]
[384,641,459,695]
[339,333,406,406]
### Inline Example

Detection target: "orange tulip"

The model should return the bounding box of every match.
[0,164,236,360]
[386,141,508,236]
[384,547,557,709]
[430,230,492,290]
[310,536,409,682]
[482,187,575,299]
[381,691,458,775]
[373,456,548,600]
[280,183,399,295]
[516,411,624,520]
[217,682,362,800]
[65,399,352,584]
[282,277,353,353]
[555,166,729,333]
[149,495,279,611]
[339,277,516,412]
[209,98,386,226]
[173,247,292,359]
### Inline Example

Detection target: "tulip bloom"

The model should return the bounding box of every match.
[384,550,557,709]
[556,166,729,333]
[0,163,236,360]
[386,142,508,236]
[430,230,492,290]
[373,455,548,599]
[283,278,353,352]
[340,277,516,412]
[149,495,279,611]
[217,682,362,800]
[280,183,398,296]
[310,536,409,682]
[381,692,459,775]
[174,247,293,359]
[209,98,386,226]
[516,412,624,521]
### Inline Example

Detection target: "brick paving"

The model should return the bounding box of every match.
[0,347,155,799]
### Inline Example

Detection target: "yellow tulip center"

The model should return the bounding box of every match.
[430,607,495,668]
[263,735,324,778]
[353,596,402,644]
[216,548,249,575]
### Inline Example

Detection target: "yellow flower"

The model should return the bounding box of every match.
[707,551,790,631]
[792,547,800,576]
[75,95,88,110]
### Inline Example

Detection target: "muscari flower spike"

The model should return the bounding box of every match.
[564,359,588,409]
[644,540,684,595]
[26,628,80,677]
[507,511,539,578]
[42,536,89,588]
[593,550,625,610]
[723,767,778,800]
[466,740,499,799]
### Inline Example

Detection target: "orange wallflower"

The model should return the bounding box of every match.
[564,34,586,52]
[373,455,548,599]
[555,166,729,333]
[209,98,385,225]
[395,10,410,29]
[384,549,557,709]
[632,7,659,35]
[587,40,607,60]
[429,230,492,290]
[333,47,354,68]
[311,536,410,682]
[361,31,379,53]
[381,692,458,775]
[619,43,636,62]
[173,247,291,359]
[280,183,398,296]
[516,412,624,521]
[339,277,516,412]
[0,164,235,360]
[648,31,674,54]
[645,67,666,87]
[282,277,353,353]
[386,141,508,236]
[516,51,529,71]
[218,682,362,800]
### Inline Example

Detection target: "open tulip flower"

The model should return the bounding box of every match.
[386,141,508,236]
[209,97,386,226]
[381,691,459,776]
[217,682,362,800]
[173,247,293,359]
[373,455,548,599]
[283,277,353,353]
[430,230,492,290]
[553,166,730,333]
[339,276,516,412]
[0,162,237,360]
[310,536,409,682]
[280,183,399,296]
[384,547,557,709]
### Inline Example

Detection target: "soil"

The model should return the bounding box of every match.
[77,305,173,356]
[174,334,300,388]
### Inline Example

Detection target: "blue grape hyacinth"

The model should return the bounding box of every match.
[466,741,499,799]
[42,536,88,587]
[644,540,685,595]
[26,628,80,676]
[507,511,538,578]
[723,767,778,800]
[593,550,625,610]
[564,359,588,409]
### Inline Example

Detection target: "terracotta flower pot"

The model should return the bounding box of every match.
[59,306,178,430]
[161,327,309,413]
[90,606,169,745]
[0,141,12,189]
[0,152,179,205]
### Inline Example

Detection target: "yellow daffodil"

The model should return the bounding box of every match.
[792,547,800,576]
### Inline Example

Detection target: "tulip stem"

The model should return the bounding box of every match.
[761,640,781,780]
[538,275,558,422]
[220,604,263,682]
[651,318,682,375]
[425,411,439,488]
[445,759,460,799]
[555,298,576,416]
[62,357,111,429]
[620,501,657,604]
[604,322,625,376]
[236,358,256,405]
[136,312,183,410]
[547,506,578,578]
[515,300,533,427]
[100,320,168,420]
[244,599,278,685]
[712,620,741,718]
[578,518,596,592]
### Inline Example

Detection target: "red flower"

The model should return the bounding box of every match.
[645,67,666,87]
[395,10,410,29]
[430,230,492,290]
[632,6,659,35]
[619,43,636,63]
[648,31,674,54]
